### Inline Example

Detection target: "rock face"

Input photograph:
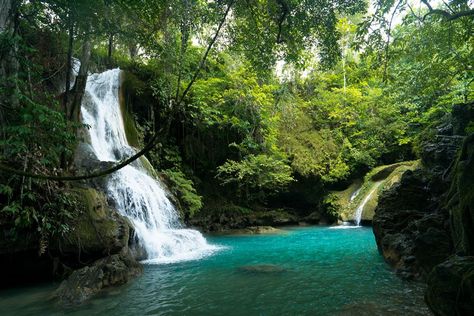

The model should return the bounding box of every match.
[447,134,474,256]
[0,185,142,303]
[373,102,474,314]
[425,256,474,316]
[51,187,142,306]
[56,188,133,261]
[373,168,452,279]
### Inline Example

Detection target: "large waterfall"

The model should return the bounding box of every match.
[81,68,218,264]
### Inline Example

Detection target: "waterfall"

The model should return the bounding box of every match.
[80,68,219,264]
[354,182,381,226]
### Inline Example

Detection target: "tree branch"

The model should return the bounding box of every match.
[421,0,474,21]
[176,0,234,107]
[0,130,161,181]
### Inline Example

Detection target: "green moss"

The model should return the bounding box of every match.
[139,156,158,178]
[119,72,142,148]
[162,169,203,217]
[64,188,126,253]
[448,134,474,255]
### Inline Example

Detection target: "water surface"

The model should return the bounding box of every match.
[0,226,431,315]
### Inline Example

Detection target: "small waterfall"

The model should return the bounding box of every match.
[354,182,381,226]
[81,68,219,264]
[349,187,362,202]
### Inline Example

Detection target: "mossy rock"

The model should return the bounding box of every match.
[55,249,142,306]
[426,256,474,316]
[119,72,142,148]
[447,134,474,255]
[57,188,132,259]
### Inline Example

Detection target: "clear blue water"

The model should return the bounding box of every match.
[0,226,430,315]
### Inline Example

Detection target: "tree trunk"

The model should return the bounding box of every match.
[63,14,74,114]
[0,0,20,138]
[69,34,91,123]
[129,44,138,60]
[107,33,113,66]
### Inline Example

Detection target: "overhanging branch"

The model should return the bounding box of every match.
[421,0,474,21]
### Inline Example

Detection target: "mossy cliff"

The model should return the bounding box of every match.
[0,185,141,295]
[372,102,474,315]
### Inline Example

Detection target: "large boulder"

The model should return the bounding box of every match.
[425,256,474,316]
[53,188,134,264]
[55,249,142,306]
[0,186,140,289]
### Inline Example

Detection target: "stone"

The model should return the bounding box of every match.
[190,207,299,232]
[425,256,474,316]
[55,250,142,306]
[238,264,286,273]
[53,188,134,263]
[447,134,474,256]
[222,226,284,235]
[372,168,452,280]
[303,211,321,224]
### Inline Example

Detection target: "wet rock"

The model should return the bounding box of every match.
[303,211,321,224]
[372,103,474,314]
[373,168,452,279]
[0,187,137,286]
[73,142,116,189]
[238,264,286,273]
[55,250,142,306]
[421,135,464,170]
[425,256,474,316]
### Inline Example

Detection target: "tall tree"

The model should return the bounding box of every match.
[0,0,20,133]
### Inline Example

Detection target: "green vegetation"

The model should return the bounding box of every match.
[0,0,473,238]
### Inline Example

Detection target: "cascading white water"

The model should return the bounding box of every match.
[354,182,381,226]
[349,187,361,202]
[81,68,219,264]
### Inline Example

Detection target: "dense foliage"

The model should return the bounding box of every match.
[0,0,472,233]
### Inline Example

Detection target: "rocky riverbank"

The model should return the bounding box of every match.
[189,206,327,232]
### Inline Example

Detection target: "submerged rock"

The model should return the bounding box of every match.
[425,256,474,316]
[238,264,286,273]
[224,226,284,235]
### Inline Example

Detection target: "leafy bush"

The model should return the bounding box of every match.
[216,154,294,202]
[162,169,203,217]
